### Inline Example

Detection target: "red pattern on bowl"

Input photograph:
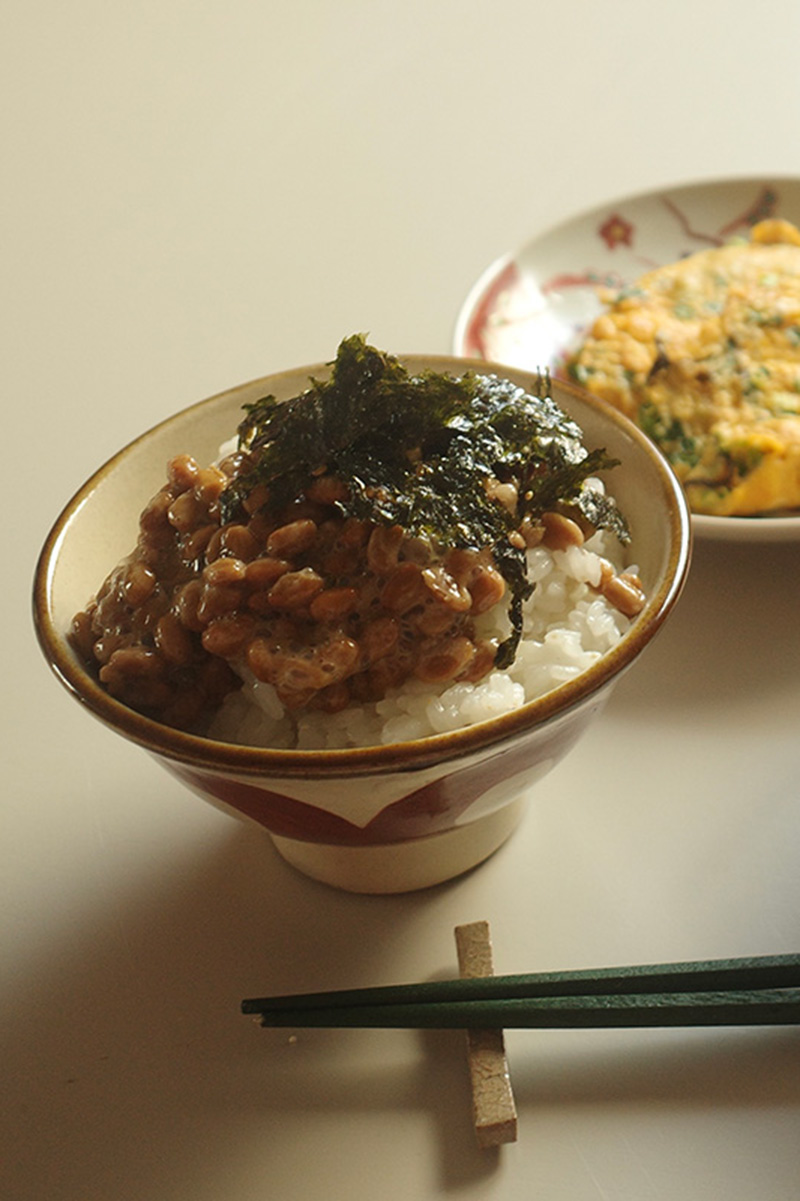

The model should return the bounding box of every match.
[164,691,600,847]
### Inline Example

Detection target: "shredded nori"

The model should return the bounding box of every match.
[220,335,629,668]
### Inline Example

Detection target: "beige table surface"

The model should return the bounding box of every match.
[4,3,800,1198]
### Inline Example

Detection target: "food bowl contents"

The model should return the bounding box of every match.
[567,219,800,517]
[70,336,646,749]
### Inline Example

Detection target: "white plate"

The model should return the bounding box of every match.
[454,176,800,542]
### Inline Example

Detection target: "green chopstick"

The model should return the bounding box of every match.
[241,953,800,1022]
[246,987,800,1030]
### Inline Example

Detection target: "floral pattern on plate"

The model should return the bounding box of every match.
[454,178,800,541]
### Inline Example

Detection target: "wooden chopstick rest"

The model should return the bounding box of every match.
[454,921,518,1148]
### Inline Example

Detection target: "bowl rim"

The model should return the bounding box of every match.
[33,355,692,779]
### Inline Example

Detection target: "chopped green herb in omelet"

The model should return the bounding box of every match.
[568,219,800,516]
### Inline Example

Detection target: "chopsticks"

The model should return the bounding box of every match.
[241,953,800,1030]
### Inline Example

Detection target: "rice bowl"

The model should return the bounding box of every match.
[34,348,691,892]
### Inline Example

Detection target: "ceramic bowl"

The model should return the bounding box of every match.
[34,355,691,893]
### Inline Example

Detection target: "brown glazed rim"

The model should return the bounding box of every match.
[33,357,692,779]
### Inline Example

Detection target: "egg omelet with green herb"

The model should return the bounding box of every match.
[568,218,800,516]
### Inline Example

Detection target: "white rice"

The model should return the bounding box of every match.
[207,526,638,750]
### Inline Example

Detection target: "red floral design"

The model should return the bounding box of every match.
[599,213,634,249]
[457,183,791,368]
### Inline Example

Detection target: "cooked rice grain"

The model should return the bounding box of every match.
[207,529,635,750]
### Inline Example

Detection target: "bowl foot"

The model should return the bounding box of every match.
[268,798,527,893]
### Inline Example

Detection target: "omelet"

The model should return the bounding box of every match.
[568,218,800,516]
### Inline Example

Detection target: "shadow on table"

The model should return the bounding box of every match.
[3,816,799,1200]
[504,1024,800,1110]
[0,820,489,1199]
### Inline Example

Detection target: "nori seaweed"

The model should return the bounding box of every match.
[220,335,629,667]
